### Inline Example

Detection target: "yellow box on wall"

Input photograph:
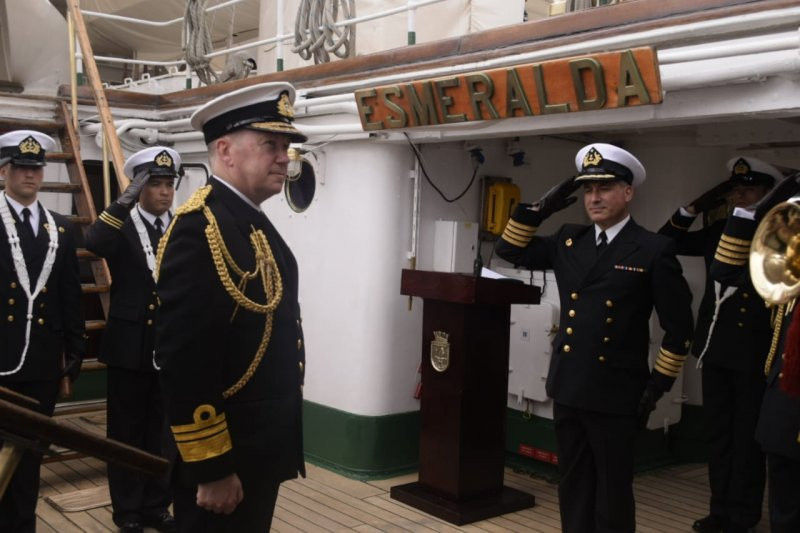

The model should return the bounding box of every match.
[484,182,520,235]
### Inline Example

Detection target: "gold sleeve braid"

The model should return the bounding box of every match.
[154,185,284,399]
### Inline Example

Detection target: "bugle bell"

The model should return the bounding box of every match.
[750,195,800,304]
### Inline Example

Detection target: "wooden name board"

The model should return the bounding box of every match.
[355,47,661,131]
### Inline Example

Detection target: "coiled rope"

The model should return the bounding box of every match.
[184,0,219,86]
[293,0,356,64]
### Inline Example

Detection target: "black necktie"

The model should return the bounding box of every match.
[154,217,164,236]
[597,230,608,253]
[19,207,37,266]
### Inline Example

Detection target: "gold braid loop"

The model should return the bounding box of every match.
[765,302,788,377]
[154,185,212,280]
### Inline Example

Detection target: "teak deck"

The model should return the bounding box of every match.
[35,412,770,532]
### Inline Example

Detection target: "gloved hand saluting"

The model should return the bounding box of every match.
[636,385,664,430]
[753,171,800,222]
[528,176,580,220]
[686,180,733,215]
[117,170,151,208]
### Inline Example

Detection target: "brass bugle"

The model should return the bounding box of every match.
[750,194,800,304]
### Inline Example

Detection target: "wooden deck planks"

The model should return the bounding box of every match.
[34,453,772,532]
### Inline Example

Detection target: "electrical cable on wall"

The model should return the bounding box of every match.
[404,133,483,203]
[293,0,356,64]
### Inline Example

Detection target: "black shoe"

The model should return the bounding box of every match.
[693,515,728,533]
[143,511,176,533]
[120,522,144,533]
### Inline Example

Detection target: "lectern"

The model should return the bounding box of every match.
[392,270,541,525]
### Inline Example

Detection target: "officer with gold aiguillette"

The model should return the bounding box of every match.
[155,82,307,531]
[496,143,694,533]
[0,130,85,532]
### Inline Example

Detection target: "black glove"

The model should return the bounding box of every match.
[635,386,663,430]
[687,180,733,214]
[117,170,151,208]
[754,171,800,221]
[531,176,580,220]
[62,353,82,383]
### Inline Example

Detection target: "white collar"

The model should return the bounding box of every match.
[595,215,630,244]
[212,176,263,212]
[4,195,40,237]
[136,204,170,229]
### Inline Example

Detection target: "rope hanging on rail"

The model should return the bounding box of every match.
[184,0,219,86]
[293,0,356,64]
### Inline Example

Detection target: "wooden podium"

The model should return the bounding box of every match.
[392,270,541,525]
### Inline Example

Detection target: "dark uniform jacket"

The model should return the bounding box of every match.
[497,210,694,415]
[85,202,162,370]
[155,177,305,485]
[710,213,800,460]
[0,203,85,382]
[659,210,771,371]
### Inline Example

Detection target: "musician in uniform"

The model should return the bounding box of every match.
[496,143,694,533]
[155,82,307,532]
[711,173,800,533]
[0,130,85,532]
[86,146,182,533]
[659,156,781,533]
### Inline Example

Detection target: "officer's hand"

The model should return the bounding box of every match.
[117,170,150,208]
[753,171,800,221]
[196,473,243,514]
[530,176,579,220]
[636,386,663,430]
[686,180,733,214]
[62,353,82,383]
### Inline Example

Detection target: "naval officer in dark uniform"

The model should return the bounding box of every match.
[155,82,307,532]
[0,130,85,532]
[711,174,800,533]
[496,143,694,533]
[86,146,182,533]
[659,156,781,533]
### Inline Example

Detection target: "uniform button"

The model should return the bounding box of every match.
[598,355,606,362]
[41,287,47,293]
[296,319,300,327]
[566,327,573,335]
[606,300,613,308]
[606,317,613,324]
[7,298,14,305]
[37,318,44,325]
[563,345,571,353]
[568,309,576,318]
[152,291,157,296]
[738,322,744,327]
[782,353,785,360]
[570,292,579,300]
[148,304,156,310]
[742,292,749,298]
[779,372,784,379]
[10,282,17,289]
[603,337,611,343]
[7,315,13,322]
[147,319,153,325]
[297,339,303,350]
[299,361,304,372]
[39,303,44,308]
[740,307,746,313]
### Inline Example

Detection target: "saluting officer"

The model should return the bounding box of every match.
[710,173,800,533]
[0,130,85,532]
[496,143,694,533]
[155,82,307,532]
[85,146,182,533]
[659,156,781,533]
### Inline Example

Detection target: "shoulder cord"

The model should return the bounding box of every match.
[0,193,59,375]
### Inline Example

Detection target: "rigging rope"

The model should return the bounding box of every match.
[293,0,356,65]
[184,0,219,86]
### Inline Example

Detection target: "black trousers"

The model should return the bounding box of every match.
[0,379,59,533]
[173,467,280,533]
[554,402,637,533]
[701,362,766,527]
[767,452,800,533]
[106,367,172,526]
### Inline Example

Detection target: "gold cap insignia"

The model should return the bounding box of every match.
[18,136,42,155]
[155,150,173,168]
[565,238,573,247]
[583,147,603,168]
[430,330,450,373]
[277,92,294,119]
[733,158,750,176]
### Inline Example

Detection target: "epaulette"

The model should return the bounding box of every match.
[176,185,212,215]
